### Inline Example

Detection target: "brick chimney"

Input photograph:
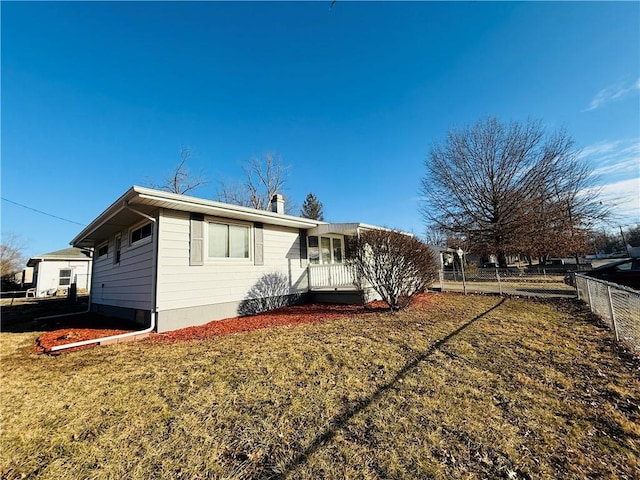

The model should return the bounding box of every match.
[270,194,285,214]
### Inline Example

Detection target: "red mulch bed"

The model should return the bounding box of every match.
[151,302,386,344]
[36,328,136,355]
[35,295,437,353]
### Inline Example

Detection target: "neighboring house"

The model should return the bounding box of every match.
[71,186,383,333]
[427,245,457,271]
[26,247,92,297]
[12,267,33,287]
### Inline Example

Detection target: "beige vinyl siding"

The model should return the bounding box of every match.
[91,229,154,310]
[156,210,308,312]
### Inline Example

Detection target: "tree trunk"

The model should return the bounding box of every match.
[497,251,508,268]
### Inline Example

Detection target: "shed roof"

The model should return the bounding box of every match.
[27,247,92,266]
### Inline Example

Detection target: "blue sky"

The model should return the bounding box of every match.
[2,1,639,259]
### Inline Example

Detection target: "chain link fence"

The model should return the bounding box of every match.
[438,268,576,298]
[575,273,640,355]
[436,267,639,354]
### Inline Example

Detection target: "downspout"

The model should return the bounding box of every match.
[48,206,160,353]
[124,203,157,223]
[150,208,160,334]
[48,313,156,353]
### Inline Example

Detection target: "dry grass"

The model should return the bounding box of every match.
[1,294,639,479]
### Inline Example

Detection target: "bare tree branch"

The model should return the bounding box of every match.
[216,153,292,212]
[421,117,608,266]
[1,234,26,278]
[148,146,208,195]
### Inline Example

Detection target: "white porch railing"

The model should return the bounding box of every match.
[308,263,358,289]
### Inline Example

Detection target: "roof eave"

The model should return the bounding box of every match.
[132,187,322,229]
[71,186,324,247]
[307,222,398,237]
[70,187,138,247]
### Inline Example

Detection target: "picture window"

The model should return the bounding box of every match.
[308,235,343,265]
[208,222,250,259]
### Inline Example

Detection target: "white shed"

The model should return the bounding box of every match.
[26,247,92,297]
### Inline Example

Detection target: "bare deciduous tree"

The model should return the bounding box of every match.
[217,153,292,212]
[587,225,639,257]
[625,225,640,246]
[421,117,606,266]
[588,229,622,256]
[518,155,609,264]
[1,234,26,279]
[348,229,437,311]
[149,146,208,195]
[423,224,448,247]
[216,181,250,208]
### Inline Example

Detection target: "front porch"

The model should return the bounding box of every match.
[304,222,384,305]
[307,263,366,304]
[308,263,358,290]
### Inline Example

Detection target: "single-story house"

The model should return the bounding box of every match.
[71,186,384,333]
[26,247,92,297]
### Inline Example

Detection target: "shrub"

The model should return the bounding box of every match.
[238,272,299,316]
[348,229,438,311]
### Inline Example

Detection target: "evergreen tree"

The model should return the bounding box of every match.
[300,193,324,220]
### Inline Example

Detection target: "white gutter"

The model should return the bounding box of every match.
[49,210,160,353]
[48,312,156,353]
[124,202,157,223]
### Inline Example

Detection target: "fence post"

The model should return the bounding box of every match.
[439,270,444,292]
[586,279,593,312]
[496,270,503,296]
[607,286,620,342]
[68,283,78,303]
[461,263,467,295]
